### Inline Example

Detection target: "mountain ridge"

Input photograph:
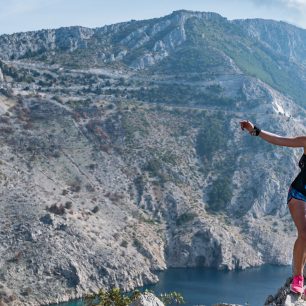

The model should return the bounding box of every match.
[2,9,306,105]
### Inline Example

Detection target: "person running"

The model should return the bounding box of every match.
[240,120,306,294]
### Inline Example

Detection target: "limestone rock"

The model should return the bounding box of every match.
[0,68,4,82]
[0,283,20,306]
[283,294,306,306]
[130,292,164,306]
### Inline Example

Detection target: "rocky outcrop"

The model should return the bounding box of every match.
[129,294,242,306]
[0,68,4,82]
[0,26,95,60]
[234,18,306,64]
[130,292,164,306]
[0,10,225,65]
[264,277,306,306]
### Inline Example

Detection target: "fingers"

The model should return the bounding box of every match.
[239,120,247,130]
[239,120,252,132]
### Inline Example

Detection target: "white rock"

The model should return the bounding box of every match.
[283,294,305,306]
[130,293,164,306]
[0,68,4,82]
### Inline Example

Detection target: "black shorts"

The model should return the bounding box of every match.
[287,186,306,204]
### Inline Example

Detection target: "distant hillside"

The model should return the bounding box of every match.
[1,10,306,105]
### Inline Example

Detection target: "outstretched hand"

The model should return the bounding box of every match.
[239,120,254,134]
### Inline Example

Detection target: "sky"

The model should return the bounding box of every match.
[1,0,306,35]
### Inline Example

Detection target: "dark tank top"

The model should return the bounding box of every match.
[291,154,306,196]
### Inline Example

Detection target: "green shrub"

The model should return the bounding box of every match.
[176,212,197,226]
[47,203,65,215]
[195,115,227,161]
[207,175,233,213]
[85,288,140,306]
[120,240,128,248]
[65,201,72,209]
[143,158,162,177]
[159,291,185,305]
[134,175,144,205]
[92,206,100,213]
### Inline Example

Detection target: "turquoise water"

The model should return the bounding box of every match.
[49,265,292,306]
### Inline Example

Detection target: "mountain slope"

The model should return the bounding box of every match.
[0,10,305,305]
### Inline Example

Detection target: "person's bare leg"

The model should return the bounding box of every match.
[288,198,306,276]
[292,238,306,275]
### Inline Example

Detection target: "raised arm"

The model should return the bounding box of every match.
[239,120,306,148]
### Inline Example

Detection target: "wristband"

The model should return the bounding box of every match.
[251,125,261,136]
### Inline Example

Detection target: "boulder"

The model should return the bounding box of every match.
[130,292,164,306]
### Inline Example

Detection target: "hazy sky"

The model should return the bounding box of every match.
[1,0,306,35]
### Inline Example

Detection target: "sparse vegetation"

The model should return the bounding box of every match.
[120,240,128,248]
[207,175,233,213]
[65,201,73,209]
[84,288,185,306]
[92,205,99,213]
[196,114,227,162]
[47,203,66,215]
[176,212,197,226]
[69,181,81,193]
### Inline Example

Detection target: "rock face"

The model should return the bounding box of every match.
[234,18,306,64]
[0,9,306,306]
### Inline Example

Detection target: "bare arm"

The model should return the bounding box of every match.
[239,120,306,149]
[259,130,306,148]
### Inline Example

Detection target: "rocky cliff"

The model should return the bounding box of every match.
[0,10,305,306]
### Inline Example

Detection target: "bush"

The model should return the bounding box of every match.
[47,203,65,215]
[176,212,197,226]
[159,292,185,305]
[195,115,227,161]
[86,184,95,192]
[92,206,99,213]
[143,158,162,177]
[69,182,81,192]
[120,240,128,248]
[65,201,72,209]
[134,175,144,205]
[84,288,140,306]
[207,176,233,213]
[133,238,142,250]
